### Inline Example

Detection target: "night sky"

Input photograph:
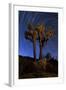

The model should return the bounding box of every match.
[19,11,58,59]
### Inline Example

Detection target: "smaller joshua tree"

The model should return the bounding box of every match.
[25,23,38,62]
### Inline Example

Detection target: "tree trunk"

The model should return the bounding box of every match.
[39,41,42,62]
[39,33,43,62]
[33,39,36,62]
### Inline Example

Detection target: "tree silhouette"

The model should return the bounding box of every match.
[25,23,37,62]
[25,23,54,63]
[45,53,52,60]
[35,24,54,62]
[35,24,45,62]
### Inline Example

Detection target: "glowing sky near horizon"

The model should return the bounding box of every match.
[19,11,58,59]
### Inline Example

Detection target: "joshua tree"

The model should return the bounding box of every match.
[25,23,37,62]
[25,23,54,63]
[35,24,45,62]
[35,24,54,62]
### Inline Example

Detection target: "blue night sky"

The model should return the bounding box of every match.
[19,11,58,59]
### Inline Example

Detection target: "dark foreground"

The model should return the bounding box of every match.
[19,56,58,79]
